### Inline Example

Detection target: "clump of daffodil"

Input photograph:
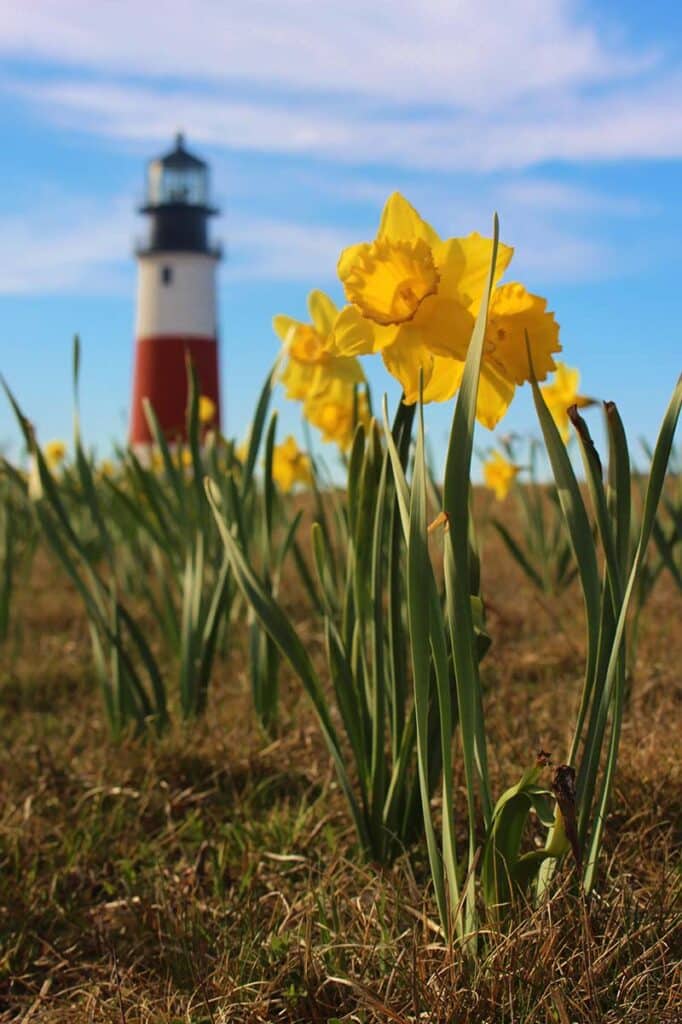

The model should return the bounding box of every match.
[330,193,561,428]
[482,450,520,501]
[198,395,217,426]
[272,436,312,493]
[540,363,591,442]
[43,439,67,469]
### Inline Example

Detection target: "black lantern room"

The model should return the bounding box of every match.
[137,133,220,256]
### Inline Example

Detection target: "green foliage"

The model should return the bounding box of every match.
[1,339,297,737]
[531,369,682,897]
[487,436,578,594]
[208,397,452,864]
[0,469,39,647]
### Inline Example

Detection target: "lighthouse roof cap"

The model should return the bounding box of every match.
[155,132,207,170]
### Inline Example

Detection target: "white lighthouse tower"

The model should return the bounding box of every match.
[130,133,221,446]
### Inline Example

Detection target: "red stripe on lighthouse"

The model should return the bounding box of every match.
[129,335,220,444]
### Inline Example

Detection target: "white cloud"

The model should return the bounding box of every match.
[1,0,680,176]
[0,1,655,110]
[496,179,650,216]
[8,68,682,175]
[0,197,134,294]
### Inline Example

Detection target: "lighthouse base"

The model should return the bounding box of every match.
[129,335,220,445]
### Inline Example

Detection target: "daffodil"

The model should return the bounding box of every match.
[273,289,365,403]
[271,436,312,493]
[304,378,371,451]
[43,440,67,469]
[540,363,591,442]
[483,450,520,501]
[332,193,561,427]
[173,446,193,470]
[198,395,217,426]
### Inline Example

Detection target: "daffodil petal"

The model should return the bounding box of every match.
[337,243,368,285]
[280,359,317,401]
[381,327,435,403]
[552,363,580,396]
[413,292,476,361]
[475,363,517,429]
[377,192,441,247]
[421,355,515,427]
[307,289,338,336]
[311,357,365,397]
[487,283,560,385]
[422,355,464,403]
[433,234,514,308]
[540,362,588,442]
[331,304,400,356]
[273,314,303,343]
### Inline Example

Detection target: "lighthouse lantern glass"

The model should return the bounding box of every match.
[148,160,209,206]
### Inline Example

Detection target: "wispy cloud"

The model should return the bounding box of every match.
[0,197,134,295]
[0,0,669,296]
[497,179,651,216]
[1,0,679,175]
[8,69,682,175]
[0,1,657,108]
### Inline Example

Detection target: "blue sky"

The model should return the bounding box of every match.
[0,0,681,472]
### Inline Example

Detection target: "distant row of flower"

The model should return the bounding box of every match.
[36,360,588,502]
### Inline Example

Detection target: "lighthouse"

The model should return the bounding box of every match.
[129,133,221,447]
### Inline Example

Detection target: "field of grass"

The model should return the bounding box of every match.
[2,498,680,1024]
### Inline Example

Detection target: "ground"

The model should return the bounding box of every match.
[1,500,680,1023]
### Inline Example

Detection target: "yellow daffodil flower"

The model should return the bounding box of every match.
[43,440,67,468]
[98,459,116,479]
[540,363,591,442]
[198,395,217,426]
[174,446,193,469]
[273,289,365,403]
[271,436,312,493]
[304,378,371,451]
[332,193,561,427]
[483,450,520,501]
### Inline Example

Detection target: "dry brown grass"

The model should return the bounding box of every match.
[1,509,681,1023]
